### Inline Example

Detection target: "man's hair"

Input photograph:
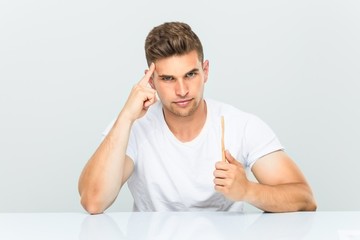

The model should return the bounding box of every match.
[145,22,204,66]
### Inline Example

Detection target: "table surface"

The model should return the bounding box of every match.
[1,211,360,240]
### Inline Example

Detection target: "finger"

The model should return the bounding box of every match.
[214,185,228,194]
[143,92,157,109]
[213,178,227,186]
[215,161,230,170]
[214,185,222,192]
[139,63,155,86]
[225,150,241,166]
[213,169,227,179]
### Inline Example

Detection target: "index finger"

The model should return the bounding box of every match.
[138,62,155,86]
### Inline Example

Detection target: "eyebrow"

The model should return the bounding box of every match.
[158,68,200,78]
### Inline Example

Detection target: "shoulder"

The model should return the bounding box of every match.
[205,98,274,137]
[205,98,255,124]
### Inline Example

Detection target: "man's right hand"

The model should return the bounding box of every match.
[121,63,157,122]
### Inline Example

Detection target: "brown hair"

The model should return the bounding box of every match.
[145,22,204,66]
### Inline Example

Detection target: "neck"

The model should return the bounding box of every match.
[163,100,207,142]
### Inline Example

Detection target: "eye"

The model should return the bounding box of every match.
[186,72,197,78]
[161,76,174,81]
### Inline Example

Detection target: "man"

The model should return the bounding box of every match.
[78,22,317,214]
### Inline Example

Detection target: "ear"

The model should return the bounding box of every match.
[202,60,209,83]
[145,69,156,89]
[149,77,155,89]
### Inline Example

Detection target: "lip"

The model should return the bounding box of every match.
[173,98,193,107]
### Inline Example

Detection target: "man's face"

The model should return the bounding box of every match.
[150,50,209,118]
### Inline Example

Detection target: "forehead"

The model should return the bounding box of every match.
[154,50,202,76]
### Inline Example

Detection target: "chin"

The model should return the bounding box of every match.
[172,105,199,117]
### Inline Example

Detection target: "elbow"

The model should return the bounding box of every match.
[307,190,318,211]
[307,200,317,212]
[301,195,317,212]
[303,203,317,212]
[301,184,317,212]
[80,195,106,215]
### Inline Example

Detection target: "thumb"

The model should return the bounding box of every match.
[225,150,241,166]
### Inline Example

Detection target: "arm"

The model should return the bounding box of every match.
[78,63,157,214]
[214,150,317,212]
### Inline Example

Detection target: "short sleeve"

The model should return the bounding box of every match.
[243,115,284,168]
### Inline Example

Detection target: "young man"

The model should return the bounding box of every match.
[78,22,317,214]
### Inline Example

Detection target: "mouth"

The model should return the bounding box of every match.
[173,98,193,107]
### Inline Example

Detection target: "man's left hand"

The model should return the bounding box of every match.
[213,150,249,201]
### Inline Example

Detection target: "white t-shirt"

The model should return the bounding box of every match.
[104,99,283,211]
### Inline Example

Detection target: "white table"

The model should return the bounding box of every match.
[1,211,360,239]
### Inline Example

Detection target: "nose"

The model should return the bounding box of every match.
[175,79,189,97]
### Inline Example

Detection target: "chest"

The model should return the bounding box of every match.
[135,135,220,205]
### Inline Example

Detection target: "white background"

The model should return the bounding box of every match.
[1,0,359,212]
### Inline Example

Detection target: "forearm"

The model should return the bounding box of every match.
[244,181,317,213]
[78,113,133,214]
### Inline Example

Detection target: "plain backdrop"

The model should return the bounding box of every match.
[1,0,359,212]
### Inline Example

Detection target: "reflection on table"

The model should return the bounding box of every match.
[80,211,313,240]
[1,211,360,240]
